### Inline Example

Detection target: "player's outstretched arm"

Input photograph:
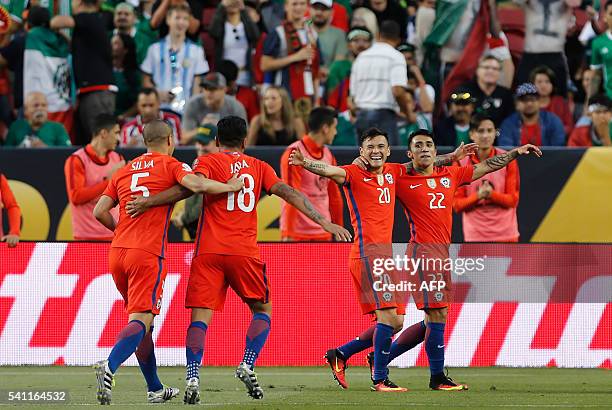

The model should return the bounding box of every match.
[180,174,244,195]
[93,195,118,231]
[402,142,479,172]
[472,144,542,181]
[269,181,352,242]
[125,185,193,218]
[289,149,347,185]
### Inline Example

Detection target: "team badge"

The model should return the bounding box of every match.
[377,174,384,186]
[434,292,444,302]
[440,177,451,188]
[385,173,394,184]
[427,178,437,189]
[383,292,392,302]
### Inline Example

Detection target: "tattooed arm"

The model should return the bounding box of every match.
[269,182,352,242]
[288,148,347,184]
[402,142,479,173]
[472,144,542,181]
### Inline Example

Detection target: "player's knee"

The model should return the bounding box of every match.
[250,301,272,316]
[425,307,447,323]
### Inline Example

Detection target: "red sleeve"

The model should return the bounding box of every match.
[453,185,479,213]
[261,161,282,192]
[339,165,356,185]
[328,154,344,225]
[0,174,21,235]
[193,156,212,179]
[488,160,519,208]
[452,165,474,186]
[168,158,194,183]
[64,156,109,205]
[102,174,119,202]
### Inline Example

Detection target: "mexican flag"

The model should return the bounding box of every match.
[23,26,71,113]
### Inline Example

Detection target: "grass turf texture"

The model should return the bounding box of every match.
[0,367,609,409]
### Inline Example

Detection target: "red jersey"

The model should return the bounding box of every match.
[396,165,473,245]
[341,163,405,259]
[193,151,281,258]
[103,152,193,257]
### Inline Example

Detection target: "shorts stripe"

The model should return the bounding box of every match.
[151,256,163,311]
[363,256,380,309]
[262,263,269,304]
[194,200,206,257]
[412,244,428,309]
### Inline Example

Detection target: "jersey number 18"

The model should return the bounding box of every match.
[227,173,255,212]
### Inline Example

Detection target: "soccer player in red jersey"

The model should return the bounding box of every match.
[125,116,351,403]
[92,120,243,405]
[394,129,541,391]
[290,127,476,392]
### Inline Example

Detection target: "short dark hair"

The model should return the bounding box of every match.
[359,127,388,146]
[479,55,501,67]
[143,119,172,145]
[379,20,401,41]
[469,113,496,132]
[407,129,434,148]
[167,2,192,16]
[138,87,159,99]
[92,114,117,137]
[82,0,99,6]
[27,6,50,28]
[588,93,612,109]
[217,59,239,83]
[217,116,247,148]
[308,107,337,133]
[529,65,556,91]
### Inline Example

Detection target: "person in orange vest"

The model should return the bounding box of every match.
[64,113,125,241]
[280,106,343,241]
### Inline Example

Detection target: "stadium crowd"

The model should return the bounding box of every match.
[0,0,610,149]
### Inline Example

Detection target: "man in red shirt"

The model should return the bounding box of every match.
[125,116,350,403]
[92,120,243,405]
[395,129,541,390]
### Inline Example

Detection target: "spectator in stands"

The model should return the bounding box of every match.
[247,85,306,145]
[112,2,157,65]
[434,89,477,147]
[398,88,432,145]
[245,0,267,35]
[64,114,124,241]
[112,33,141,121]
[141,2,209,115]
[325,26,373,113]
[217,59,260,121]
[568,94,612,146]
[399,43,434,115]
[0,172,21,248]
[171,123,218,239]
[310,0,348,72]
[590,2,612,99]
[280,106,343,241]
[530,65,574,137]
[454,113,520,242]
[120,88,181,146]
[261,0,321,106]
[51,0,116,144]
[350,20,408,145]
[366,0,408,41]
[182,72,247,144]
[413,0,435,66]
[351,7,379,38]
[18,7,73,136]
[499,83,566,147]
[515,0,580,97]
[209,0,260,87]
[150,0,202,41]
[4,92,70,147]
[461,55,514,127]
[259,0,285,33]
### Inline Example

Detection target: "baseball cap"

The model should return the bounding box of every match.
[587,94,612,113]
[347,26,372,41]
[195,123,218,144]
[397,43,416,53]
[311,0,333,8]
[449,87,476,105]
[201,72,227,89]
[515,83,539,99]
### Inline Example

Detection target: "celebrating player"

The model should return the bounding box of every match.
[124,116,351,403]
[394,129,542,391]
[92,120,243,405]
[289,127,476,392]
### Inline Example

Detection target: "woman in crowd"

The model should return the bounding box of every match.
[454,114,520,243]
[112,33,141,122]
[530,65,574,136]
[246,86,305,145]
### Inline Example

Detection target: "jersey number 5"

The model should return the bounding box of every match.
[227,173,255,212]
[428,192,445,209]
[130,172,150,197]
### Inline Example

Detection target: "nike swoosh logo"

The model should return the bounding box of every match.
[364,178,373,182]
[410,184,422,189]
[334,358,341,372]
[437,345,445,349]
[382,351,390,355]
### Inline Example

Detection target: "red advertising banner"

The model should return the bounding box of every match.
[0,243,610,368]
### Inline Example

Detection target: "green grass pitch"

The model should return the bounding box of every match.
[0,366,609,409]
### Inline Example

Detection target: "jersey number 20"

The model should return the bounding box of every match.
[227,174,255,212]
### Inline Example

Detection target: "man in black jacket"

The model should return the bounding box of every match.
[434,88,476,147]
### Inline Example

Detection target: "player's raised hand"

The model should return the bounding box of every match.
[288,149,305,167]
[453,142,478,161]
[352,155,370,171]
[125,195,150,218]
[323,222,352,242]
[516,144,543,157]
[227,174,245,191]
